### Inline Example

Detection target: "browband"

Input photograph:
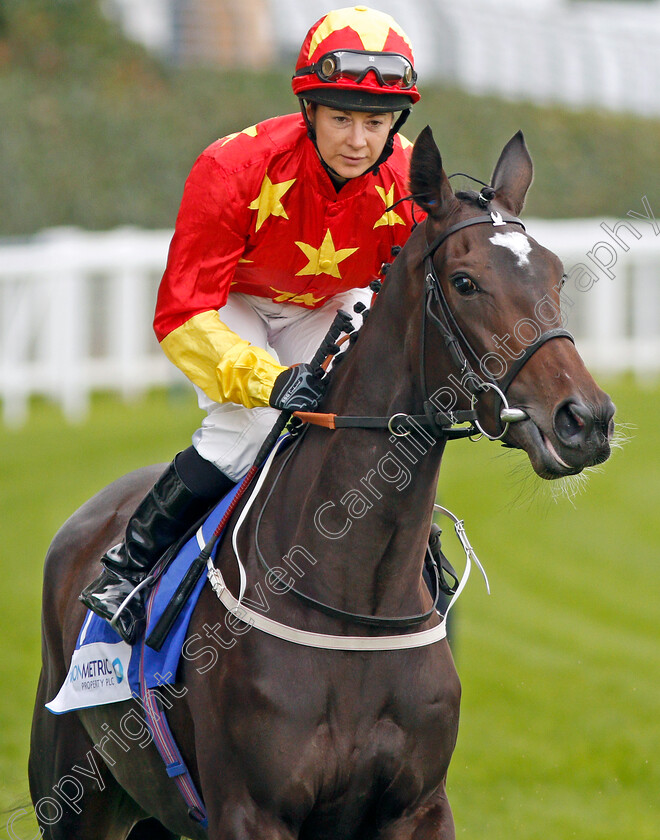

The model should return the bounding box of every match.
[423,211,525,260]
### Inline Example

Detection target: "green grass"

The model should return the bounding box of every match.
[0,377,658,838]
[439,375,660,837]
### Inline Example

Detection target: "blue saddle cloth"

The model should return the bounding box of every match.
[47,483,242,714]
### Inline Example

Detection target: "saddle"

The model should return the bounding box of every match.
[47,483,242,715]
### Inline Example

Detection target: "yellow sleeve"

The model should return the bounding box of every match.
[159,310,287,408]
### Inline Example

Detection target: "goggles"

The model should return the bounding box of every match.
[296,49,417,90]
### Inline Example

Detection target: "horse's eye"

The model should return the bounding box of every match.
[452,275,478,296]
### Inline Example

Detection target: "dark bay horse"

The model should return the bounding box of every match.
[29,128,615,839]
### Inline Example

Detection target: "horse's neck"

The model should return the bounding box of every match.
[253,265,448,617]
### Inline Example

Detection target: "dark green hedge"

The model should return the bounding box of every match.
[1,0,658,235]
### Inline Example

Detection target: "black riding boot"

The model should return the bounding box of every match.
[80,449,235,644]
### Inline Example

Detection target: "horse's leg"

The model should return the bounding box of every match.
[29,670,144,840]
[127,818,180,840]
[377,779,455,840]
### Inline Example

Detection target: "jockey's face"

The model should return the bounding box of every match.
[307,104,394,182]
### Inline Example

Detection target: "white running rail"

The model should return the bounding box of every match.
[1,221,659,426]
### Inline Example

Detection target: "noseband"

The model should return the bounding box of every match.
[421,208,574,439]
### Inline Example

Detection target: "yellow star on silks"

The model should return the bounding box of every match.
[219,125,259,146]
[270,289,327,306]
[248,173,296,233]
[295,229,358,278]
[373,185,406,229]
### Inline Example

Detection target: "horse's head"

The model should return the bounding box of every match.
[408,127,615,478]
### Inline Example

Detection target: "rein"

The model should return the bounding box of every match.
[204,436,489,651]
[292,409,476,440]
[252,430,445,629]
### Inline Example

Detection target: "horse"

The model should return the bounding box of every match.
[29,127,615,840]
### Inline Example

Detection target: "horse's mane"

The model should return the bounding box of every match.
[322,186,484,394]
[323,209,425,385]
[324,310,363,379]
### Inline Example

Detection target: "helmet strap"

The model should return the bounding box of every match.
[300,98,317,142]
[371,107,410,175]
[299,100,347,188]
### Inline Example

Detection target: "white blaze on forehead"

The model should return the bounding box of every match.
[489,231,532,267]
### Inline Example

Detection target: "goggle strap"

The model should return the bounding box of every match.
[295,51,416,89]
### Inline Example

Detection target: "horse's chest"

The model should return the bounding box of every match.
[219,646,460,820]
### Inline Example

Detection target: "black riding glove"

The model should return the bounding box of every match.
[269,364,325,412]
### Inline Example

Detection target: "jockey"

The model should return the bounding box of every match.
[81,6,422,644]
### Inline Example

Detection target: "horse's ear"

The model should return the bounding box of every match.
[409,126,455,217]
[490,130,534,216]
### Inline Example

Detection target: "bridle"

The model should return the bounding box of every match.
[420,207,574,440]
[295,203,574,443]
[243,204,575,633]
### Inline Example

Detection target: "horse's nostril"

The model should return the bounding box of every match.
[554,400,594,445]
[607,416,616,441]
[569,404,585,429]
[603,399,616,441]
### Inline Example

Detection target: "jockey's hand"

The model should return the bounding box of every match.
[269,363,325,412]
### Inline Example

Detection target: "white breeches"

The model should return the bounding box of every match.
[192,288,372,481]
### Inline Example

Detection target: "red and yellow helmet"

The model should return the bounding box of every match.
[292,6,420,113]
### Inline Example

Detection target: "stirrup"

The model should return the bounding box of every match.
[109,576,153,628]
[427,524,459,596]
